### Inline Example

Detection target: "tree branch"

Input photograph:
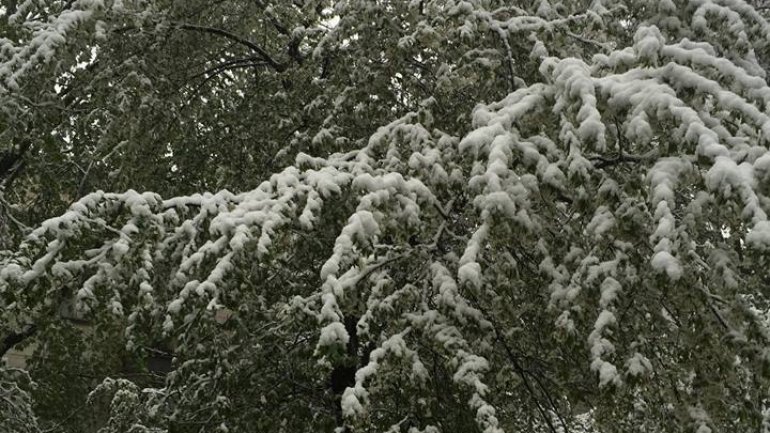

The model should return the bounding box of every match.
[588,149,658,169]
[178,24,286,72]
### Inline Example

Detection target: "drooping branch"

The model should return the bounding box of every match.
[177,24,286,72]
[190,56,267,80]
[185,56,272,101]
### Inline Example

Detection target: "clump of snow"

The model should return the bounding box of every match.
[746,221,770,250]
[651,250,683,281]
[317,322,350,349]
[625,352,653,377]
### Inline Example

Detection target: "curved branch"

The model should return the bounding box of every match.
[177,24,286,72]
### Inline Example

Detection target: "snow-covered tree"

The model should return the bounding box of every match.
[2,0,770,432]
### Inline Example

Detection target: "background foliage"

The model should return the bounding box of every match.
[2,0,770,432]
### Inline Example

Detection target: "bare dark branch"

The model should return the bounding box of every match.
[178,23,286,72]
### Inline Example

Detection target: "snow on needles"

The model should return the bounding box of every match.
[3,1,770,431]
